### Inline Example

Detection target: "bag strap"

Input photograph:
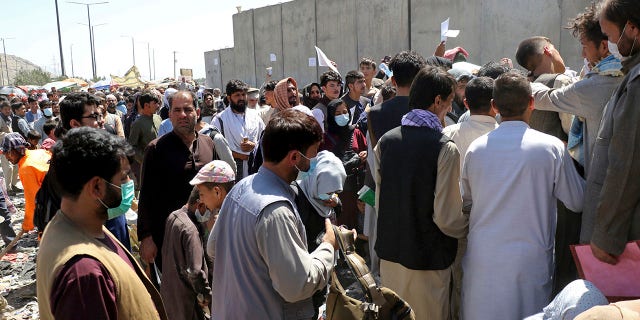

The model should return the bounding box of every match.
[332,225,387,307]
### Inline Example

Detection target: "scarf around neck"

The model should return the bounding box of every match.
[401,109,443,131]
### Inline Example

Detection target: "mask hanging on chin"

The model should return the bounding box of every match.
[195,208,212,223]
[608,41,625,61]
[98,180,135,220]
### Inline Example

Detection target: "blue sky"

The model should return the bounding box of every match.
[1,0,286,80]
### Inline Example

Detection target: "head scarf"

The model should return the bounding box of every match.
[326,98,351,139]
[297,150,347,218]
[274,77,300,111]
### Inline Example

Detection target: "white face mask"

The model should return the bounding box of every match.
[195,208,212,223]
[608,41,624,61]
[609,23,636,62]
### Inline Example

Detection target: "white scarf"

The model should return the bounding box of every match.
[216,108,262,155]
[297,151,347,218]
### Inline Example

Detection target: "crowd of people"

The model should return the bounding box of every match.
[0,0,638,319]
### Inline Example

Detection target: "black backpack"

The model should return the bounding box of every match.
[33,173,61,232]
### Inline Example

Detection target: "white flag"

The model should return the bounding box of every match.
[315,46,339,74]
[441,18,460,42]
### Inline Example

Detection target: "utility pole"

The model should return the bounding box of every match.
[152,48,156,81]
[1,38,11,85]
[68,2,108,80]
[173,51,177,80]
[70,44,75,77]
[147,43,151,81]
[121,35,135,67]
[55,0,66,76]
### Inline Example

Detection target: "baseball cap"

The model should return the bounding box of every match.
[1,133,29,153]
[189,160,235,185]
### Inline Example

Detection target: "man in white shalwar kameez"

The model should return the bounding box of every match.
[212,80,265,181]
[461,71,585,320]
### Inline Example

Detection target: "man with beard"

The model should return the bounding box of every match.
[36,127,167,320]
[584,0,640,265]
[212,80,265,181]
[138,91,215,282]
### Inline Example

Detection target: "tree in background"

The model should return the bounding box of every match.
[14,68,51,86]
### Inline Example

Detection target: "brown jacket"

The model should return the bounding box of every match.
[36,212,167,320]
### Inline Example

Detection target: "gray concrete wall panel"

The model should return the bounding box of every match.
[204,50,222,89]
[207,0,594,86]
[315,0,358,75]
[253,4,284,88]
[282,0,318,87]
[232,10,257,87]
[356,0,410,66]
[219,48,235,89]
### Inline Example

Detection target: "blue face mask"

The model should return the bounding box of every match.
[335,114,350,127]
[318,193,332,201]
[296,151,318,178]
[99,179,135,220]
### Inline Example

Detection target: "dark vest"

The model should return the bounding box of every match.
[11,115,24,138]
[367,96,411,147]
[375,125,457,270]
[531,74,568,142]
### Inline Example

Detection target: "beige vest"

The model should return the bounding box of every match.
[36,212,167,320]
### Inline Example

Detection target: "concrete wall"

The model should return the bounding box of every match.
[282,0,317,87]
[204,50,222,89]
[232,10,256,86]
[206,0,590,89]
[219,48,235,90]
[253,4,284,87]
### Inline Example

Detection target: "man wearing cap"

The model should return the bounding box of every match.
[160,160,235,320]
[2,133,50,232]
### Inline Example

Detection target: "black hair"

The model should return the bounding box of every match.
[138,91,160,109]
[515,36,551,72]
[49,127,134,200]
[465,77,495,113]
[59,92,98,130]
[381,85,397,102]
[262,109,323,163]
[389,51,427,87]
[39,100,52,109]
[11,102,24,112]
[188,186,201,205]
[359,57,377,70]
[320,70,342,87]
[27,130,41,141]
[43,119,58,136]
[408,66,456,110]
[477,61,512,79]
[345,70,365,86]
[568,2,608,45]
[225,79,249,96]
[493,71,532,117]
[599,0,640,31]
[264,80,278,92]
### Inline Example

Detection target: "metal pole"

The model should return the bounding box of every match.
[2,39,9,85]
[173,51,177,79]
[132,38,136,66]
[87,5,96,79]
[91,26,97,77]
[71,44,75,77]
[0,54,3,86]
[55,0,66,76]
[152,48,156,80]
[147,43,151,80]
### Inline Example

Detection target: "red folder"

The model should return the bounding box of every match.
[571,241,640,302]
